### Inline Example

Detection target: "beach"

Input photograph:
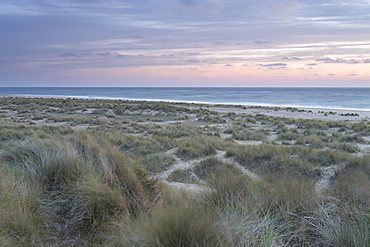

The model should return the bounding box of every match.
[1,87,370,111]
[2,94,369,122]
[207,105,369,121]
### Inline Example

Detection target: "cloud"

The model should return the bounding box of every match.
[347,73,357,76]
[261,63,287,67]
[60,52,92,57]
[185,59,208,63]
[72,0,112,4]
[179,0,199,6]
[1,0,370,86]
[213,41,226,45]
[315,58,364,64]
[185,59,201,63]
[316,58,342,63]
[178,0,221,12]
[161,54,174,57]
[96,52,114,56]
[283,57,301,60]
[96,52,129,57]
[60,52,129,58]
[254,41,272,44]
[328,73,335,76]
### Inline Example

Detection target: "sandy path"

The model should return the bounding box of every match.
[161,181,209,193]
[155,148,198,180]
[315,164,342,195]
[215,151,261,181]
[154,148,207,193]
[155,149,261,193]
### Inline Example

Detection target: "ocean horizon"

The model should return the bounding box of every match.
[1,87,369,111]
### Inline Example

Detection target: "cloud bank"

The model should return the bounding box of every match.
[0,0,370,86]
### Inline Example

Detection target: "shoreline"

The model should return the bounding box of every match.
[1,94,369,121]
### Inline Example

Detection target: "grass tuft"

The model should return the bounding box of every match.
[0,132,160,245]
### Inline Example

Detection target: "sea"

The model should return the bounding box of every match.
[0,87,369,111]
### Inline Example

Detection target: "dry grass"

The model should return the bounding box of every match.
[0,132,160,245]
[1,98,369,246]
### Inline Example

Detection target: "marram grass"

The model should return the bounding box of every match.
[0,132,160,246]
[1,97,370,246]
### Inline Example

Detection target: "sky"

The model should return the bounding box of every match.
[1,0,370,87]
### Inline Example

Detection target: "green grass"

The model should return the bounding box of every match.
[199,114,227,123]
[309,204,370,246]
[174,135,230,160]
[167,169,198,184]
[296,135,326,148]
[0,132,160,245]
[1,97,370,246]
[232,130,266,141]
[277,130,300,141]
[0,168,42,247]
[107,191,228,246]
[141,152,176,174]
[193,156,242,180]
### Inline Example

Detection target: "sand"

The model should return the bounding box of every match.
[210,106,370,121]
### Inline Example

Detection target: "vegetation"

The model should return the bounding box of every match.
[0,97,369,246]
[0,132,159,246]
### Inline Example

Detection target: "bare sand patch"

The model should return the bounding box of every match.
[234,140,263,145]
[210,106,370,121]
[215,151,261,181]
[315,164,342,195]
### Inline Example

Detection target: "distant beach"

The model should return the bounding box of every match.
[1,94,369,121]
[1,87,369,111]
